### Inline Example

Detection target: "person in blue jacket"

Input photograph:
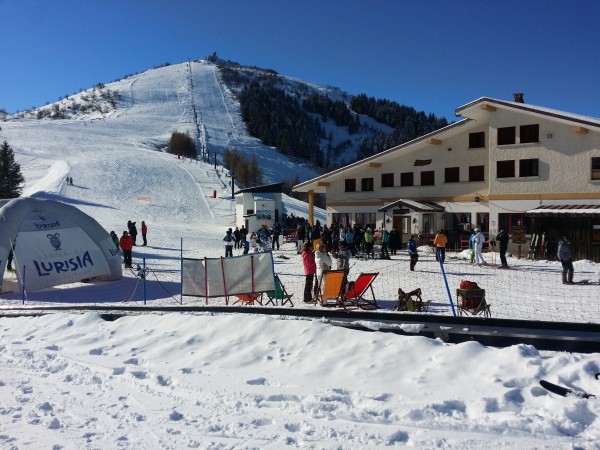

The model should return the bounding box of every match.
[407,235,418,271]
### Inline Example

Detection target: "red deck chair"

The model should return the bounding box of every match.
[233,292,263,306]
[344,272,379,309]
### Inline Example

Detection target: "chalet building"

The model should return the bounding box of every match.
[235,183,284,232]
[293,95,600,261]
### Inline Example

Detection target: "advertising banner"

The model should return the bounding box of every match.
[13,212,111,292]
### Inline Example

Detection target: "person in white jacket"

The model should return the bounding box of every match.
[473,228,487,265]
[314,243,332,299]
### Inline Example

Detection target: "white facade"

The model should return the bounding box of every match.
[234,184,283,233]
[293,96,600,247]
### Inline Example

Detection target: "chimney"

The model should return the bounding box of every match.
[513,93,524,103]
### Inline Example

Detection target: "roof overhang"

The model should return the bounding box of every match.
[378,199,445,213]
[526,204,600,217]
[456,97,600,129]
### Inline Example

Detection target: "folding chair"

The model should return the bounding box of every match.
[395,287,430,312]
[456,288,491,318]
[264,274,294,307]
[317,270,346,307]
[233,292,263,306]
[343,272,379,309]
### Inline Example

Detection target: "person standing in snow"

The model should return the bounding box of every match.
[223,228,234,257]
[389,227,401,255]
[433,229,448,263]
[296,224,305,254]
[380,228,390,259]
[272,222,282,251]
[6,239,16,272]
[302,242,316,303]
[110,231,119,251]
[233,227,241,249]
[496,229,510,268]
[119,231,133,268]
[128,220,138,246]
[141,221,148,246]
[557,236,574,284]
[314,243,332,299]
[473,228,486,265]
[469,230,476,264]
[407,235,418,271]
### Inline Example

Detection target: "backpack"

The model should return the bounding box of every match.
[459,280,479,290]
[224,234,232,242]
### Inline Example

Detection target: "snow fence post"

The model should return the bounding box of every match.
[180,238,183,305]
[143,258,147,305]
[437,249,456,316]
[21,264,26,305]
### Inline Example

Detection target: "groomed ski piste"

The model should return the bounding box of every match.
[1,60,600,448]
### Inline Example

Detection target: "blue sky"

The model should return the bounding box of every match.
[1,0,599,121]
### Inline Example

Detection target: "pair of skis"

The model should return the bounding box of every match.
[539,373,600,399]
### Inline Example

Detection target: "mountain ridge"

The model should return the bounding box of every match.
[3,57,449,186]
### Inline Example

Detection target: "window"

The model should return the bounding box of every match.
[498,213,532,234]
[520,124,539,143]
[498,126,516,145]
[497,160,515,178]
[381,173,394,187]
[469,132,485,148]
[469,165,485,182]
[361,177,374,191]
[445,167,460,183]
[519,158,539,177]
[421,171,435,186]
[593,225,600,243]
[344,178,356,192]
[592,157,600,180]
[400,172,414,187]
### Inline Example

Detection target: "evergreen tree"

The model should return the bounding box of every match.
[0,140,25,198]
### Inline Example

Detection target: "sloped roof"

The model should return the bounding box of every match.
[378,199,445,213]
[456,97,600,128]
[526,204,600,216]
[235,182,284,195]
[253,192,276,201]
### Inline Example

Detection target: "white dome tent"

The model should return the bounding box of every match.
[0,197,122,292]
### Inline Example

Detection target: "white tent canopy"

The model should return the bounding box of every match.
[0,198,122,292]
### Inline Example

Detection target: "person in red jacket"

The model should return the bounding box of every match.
[141,221,148,246]
[119,230,134,268]
[302,241,316,303]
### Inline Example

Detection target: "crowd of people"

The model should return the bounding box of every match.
[110,219,149,269]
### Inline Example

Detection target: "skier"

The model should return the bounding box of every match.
[473,228,487,265]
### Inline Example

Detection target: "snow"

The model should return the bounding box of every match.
[1,60,600,449]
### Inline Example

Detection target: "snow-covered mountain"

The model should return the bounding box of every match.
[6,57,403,178]
[5,59,328,187]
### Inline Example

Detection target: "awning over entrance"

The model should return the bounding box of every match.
[526,204,600,217]
[378,199,445,213]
